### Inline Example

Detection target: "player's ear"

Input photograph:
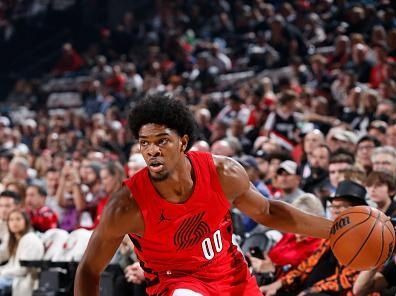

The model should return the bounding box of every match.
[180,135,189,152]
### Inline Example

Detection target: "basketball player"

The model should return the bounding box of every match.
[74,94,332,296]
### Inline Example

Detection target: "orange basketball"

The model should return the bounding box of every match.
[329,206,395,271]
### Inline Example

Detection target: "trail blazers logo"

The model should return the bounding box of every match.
[174,212,210,250]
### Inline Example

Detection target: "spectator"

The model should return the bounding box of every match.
[260,180,368,296]
[25,184,58,232]
[371,146,396,175]
[248,193,324,284]
[0,209,44,296]
[127,153,146,178]
[93,162,125,228]
[328,150,354,193]
[274,160,304,203]
[301,144,331,198]
[365,170,396,217]
[355,135,381,174]
[367,121,387,145]
[263,90,299,150]
[0,191,22,263]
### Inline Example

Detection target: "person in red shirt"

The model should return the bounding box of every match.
[24,184,58,232]
[247,193,323,282]
[75,94,333,296]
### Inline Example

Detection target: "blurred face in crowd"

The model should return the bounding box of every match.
[386,125,396,148]
[0,197,18,221]
[8,211,27,235]
[100,169,118,194]
[356,140,376,168]
[85,167,99,186]
[127,154,147,177]
[230,119,244,137]
[372,153,396,175]
[368,128,386,145]
[367,183,392,206]
[309,146,330,170]
[329,162,351,188]
[276,170,300,193]
[46,171,60,196]
[25,186,45,210]
[210,140,234,157]
[328,198,353,219]
[267,158,281,181]
[0,157,10,172]
[303,130,324,155]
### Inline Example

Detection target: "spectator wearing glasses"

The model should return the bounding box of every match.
[354,136,381,174]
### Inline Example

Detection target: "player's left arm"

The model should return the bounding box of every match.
[214,155,332,239]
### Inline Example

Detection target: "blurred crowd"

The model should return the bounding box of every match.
[1,0,396,295]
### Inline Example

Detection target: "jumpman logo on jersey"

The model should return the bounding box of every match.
[159,209,171,223]
[174,212,210,250]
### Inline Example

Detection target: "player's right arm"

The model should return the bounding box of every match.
[74,186,143,296]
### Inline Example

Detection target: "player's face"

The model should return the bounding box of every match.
[138,124,187,181]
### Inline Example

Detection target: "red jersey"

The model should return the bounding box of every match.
[124,151,261,296]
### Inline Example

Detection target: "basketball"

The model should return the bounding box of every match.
[329,206,395,271]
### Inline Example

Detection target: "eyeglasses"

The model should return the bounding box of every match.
[357,145,375,151]
[328,205,349,211]
[373,161,392,166]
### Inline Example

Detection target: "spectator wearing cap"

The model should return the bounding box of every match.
[216,93,251,126]
[25,184,58,232]
[274,160,304,203]
[261,180,368,296]
[264,151,292,196]
[365,171,396,218]
[355,135,381,174]
[371,146,396,176]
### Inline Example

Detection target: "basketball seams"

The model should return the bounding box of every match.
[347,210,381,267]
[373,222,385,267]
[330,213,372,249]
[383,221,395,242]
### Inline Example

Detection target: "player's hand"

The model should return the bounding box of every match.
[260,280,282,296]
[124,262,145,284]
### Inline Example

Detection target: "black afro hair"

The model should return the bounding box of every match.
[128,93,198,151]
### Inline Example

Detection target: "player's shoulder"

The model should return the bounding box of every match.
[101,186,143,236]
[212,155,250,198]
[212,154,245,177]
